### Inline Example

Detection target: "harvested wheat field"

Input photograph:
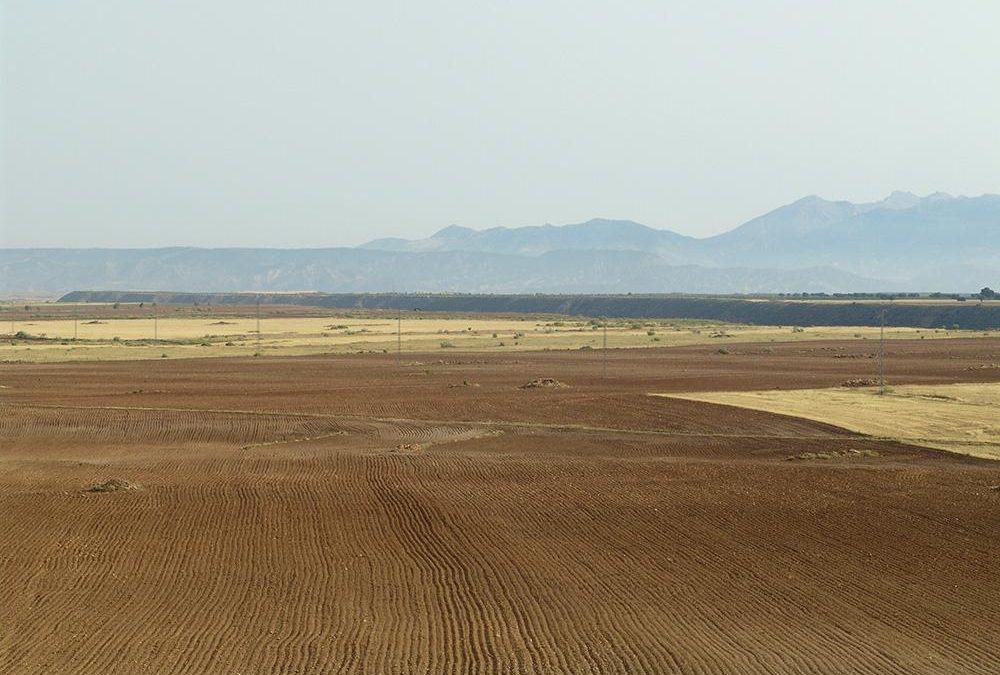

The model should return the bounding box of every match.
[2,338,999,674]
[4,302,988,363]
[660,382,1000,459]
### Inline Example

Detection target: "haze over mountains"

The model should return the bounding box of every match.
[3,192,997,295]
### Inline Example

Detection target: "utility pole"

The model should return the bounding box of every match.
[879,309,886,396]
[603,321,608,379]
[256,298,262,355]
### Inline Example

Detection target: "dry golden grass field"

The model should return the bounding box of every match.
[3,303,991,363]
[660,382,1000,459]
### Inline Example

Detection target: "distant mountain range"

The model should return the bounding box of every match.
[2,192,998,295]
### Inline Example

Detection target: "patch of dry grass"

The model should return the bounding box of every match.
[1,314,990,363]
[656,383,1000,460]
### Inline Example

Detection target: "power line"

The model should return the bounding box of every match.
[603,320,608,379]
[256,298,262,356]
[879,309,886,396]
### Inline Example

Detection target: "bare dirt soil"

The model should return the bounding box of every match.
[2,338,999,674]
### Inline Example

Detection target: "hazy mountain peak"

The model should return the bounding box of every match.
[925,191,954,202]
[571,218,656,232]
[860,191,960,212]
[787,195,855,212]
[358,217,694,258]
[718,195,857,241]
[431,224,477,239]
[879,190,921,209]
[581,217,641,226]
[793,194,828,205]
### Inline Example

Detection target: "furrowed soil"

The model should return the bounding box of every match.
[2,338,999,674]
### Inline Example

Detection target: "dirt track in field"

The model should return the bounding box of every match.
[2,338,999,674]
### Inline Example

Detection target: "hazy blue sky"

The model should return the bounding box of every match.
[2,1,998,248]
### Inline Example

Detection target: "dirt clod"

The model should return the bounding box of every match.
[519,378,567,389]
[85,478,139,493]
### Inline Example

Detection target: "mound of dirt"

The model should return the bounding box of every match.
[519,378,567,390]
[840,378,879,388]
[86,478,139,493]
[209,321,236,325]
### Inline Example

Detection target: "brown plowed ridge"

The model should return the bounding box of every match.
[1,338,999,674]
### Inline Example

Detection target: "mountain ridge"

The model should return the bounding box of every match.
[363,192,997,254]
[2,192,997,295]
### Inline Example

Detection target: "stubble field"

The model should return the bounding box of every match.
[3,302,989,362]
[2,337,999,674]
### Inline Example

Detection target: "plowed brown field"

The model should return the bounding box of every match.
[2,338,999,674]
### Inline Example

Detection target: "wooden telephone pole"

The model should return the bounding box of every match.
[256,298,262,355]
[603,321,608,379]
[879,309,886,396]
